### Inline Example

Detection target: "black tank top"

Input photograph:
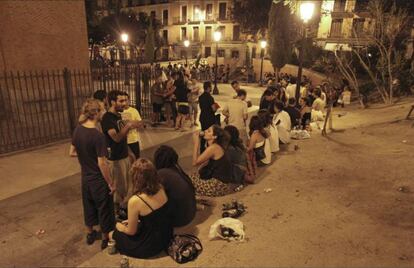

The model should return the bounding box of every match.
[209,153,233,183]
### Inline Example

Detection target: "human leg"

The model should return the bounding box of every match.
[82,181,99,245]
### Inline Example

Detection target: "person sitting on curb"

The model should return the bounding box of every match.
[272,101,291,144]
[191,125,236,197]
[154,145,196,227]
[109,158,173,259]
[257,109,279,153]
[247,115,271,169]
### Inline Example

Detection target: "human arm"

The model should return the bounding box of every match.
[192,132,215,166]
[98,156,115,194]
[116,196,140,235]
[107,123,132,143]
[247,132,258,152]
[69,145,77,157]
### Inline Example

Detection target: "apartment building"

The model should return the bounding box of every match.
[94,0,254,66]
[314,0,372,50]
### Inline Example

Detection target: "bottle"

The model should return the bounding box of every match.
[120,256,129,268]
[107,240,117,255]
[107,147,112,159]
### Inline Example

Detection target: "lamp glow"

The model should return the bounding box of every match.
[213,31,222,42]
[300,2,315,23]
[260,40,267,49]
[121,33,129,43]
[184,40,190,47]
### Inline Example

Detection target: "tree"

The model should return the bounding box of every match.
[351,0,411,104]
[232,0,272,35]
[268,1,293,80]
[144,20,155,63]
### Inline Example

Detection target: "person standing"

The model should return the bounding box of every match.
[101,90,136,219]
[187,76,200,126]
[222,89,249,145]
[121,92,144,159]
[198,81,218,152]
[151,76,165,127]
[70,99,115,249]
[174,72,190,130]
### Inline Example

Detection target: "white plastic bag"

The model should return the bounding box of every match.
[208,218,245,241]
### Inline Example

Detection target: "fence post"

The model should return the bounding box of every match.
[63,68,76,134]
[135,65,142,114]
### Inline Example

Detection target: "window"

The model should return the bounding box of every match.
[162,48,169,60]
[217,49,225,57]
[181,27,187,40]
[219,2,227,20]
[206,4,213,20]
[330,19,343,37]
[355,0,369,11]
[333,0,346,12]
[252,47,257,59]
[181,5,187,22]
[231,50,239,58]
[150,10,156,18]
[233,25,240,41]
[205,47,211,57]
[352,18,365,37]
[193,4,200,21]
[218,26,225,40]
[193,26,199,41]
[205,26,212,41]
[162,30,168,43]
[162,9,168,25]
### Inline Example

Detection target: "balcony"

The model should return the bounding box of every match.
[173,17,187,25]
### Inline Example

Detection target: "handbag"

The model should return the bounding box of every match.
[167,234,203,264]
[253,140,266,161]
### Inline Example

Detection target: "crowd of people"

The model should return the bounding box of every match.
[69,68,334,259]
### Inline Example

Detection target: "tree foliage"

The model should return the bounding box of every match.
[232,0,272,34]
[268,1,293,74]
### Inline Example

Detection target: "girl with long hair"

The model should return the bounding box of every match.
[247,115,271,170]
[109,158,172,258]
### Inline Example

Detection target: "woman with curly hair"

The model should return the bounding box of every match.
[109,158,172,258]
[191,125,236,196]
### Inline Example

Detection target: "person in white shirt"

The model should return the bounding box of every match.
[222,89,248,144]
[312,88,325,121]
[231,80,252,107]
[272,101,291,144]
[285,77,297,100]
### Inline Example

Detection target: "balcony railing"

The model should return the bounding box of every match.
[173,17,187,24]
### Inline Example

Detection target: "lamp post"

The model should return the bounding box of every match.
[121,33,130,85]
[295,2,314,101]
[213,31,221,95]
[183,39,190,66]
[295,2,315,102]
[259,40,267,86]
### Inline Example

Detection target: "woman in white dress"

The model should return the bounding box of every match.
[258,109,279,153]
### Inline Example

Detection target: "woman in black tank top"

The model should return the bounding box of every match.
[109,158,172,258]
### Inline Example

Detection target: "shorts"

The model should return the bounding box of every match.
[177,103,189,115]
[108,157,132,207]
[152,103,163,113]
[189,102,198,115]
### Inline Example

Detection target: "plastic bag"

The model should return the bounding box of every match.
[208,218,245,241]
[290,129,311,140]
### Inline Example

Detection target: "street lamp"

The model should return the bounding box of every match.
[295,2,314,101]
[213,30,222,95]
[183,39,190,66]
[121,33,130,85]
[259,40,267,86]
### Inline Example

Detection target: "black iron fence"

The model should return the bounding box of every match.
[0,65,153,155]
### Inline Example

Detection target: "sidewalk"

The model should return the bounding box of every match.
[0,82,265,201]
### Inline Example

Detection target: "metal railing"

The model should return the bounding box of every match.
[0,66,153,154]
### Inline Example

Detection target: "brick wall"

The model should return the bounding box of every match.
[0,0,89,71]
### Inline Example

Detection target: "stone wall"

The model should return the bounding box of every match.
[0,0,89,71]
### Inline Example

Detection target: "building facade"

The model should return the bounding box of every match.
[94,0,261,67]
[314,0,372,51]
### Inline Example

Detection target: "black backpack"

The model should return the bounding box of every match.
[167,234,202,264]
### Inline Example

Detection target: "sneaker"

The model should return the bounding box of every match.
[101,239,109,250]
[86,230,97,245]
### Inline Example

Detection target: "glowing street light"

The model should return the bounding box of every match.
[295,2,315,100]
[120,33,129,85]
[213,31,222,95]
[259,40,267,86]
[183,40,190,65]
[121,33,129,43]
[300,2,315,23]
